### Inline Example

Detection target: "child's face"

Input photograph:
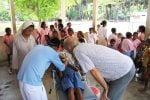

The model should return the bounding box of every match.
[59,53,68,66]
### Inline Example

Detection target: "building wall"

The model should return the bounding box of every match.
[0,36,7,62]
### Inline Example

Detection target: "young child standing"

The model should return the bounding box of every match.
[59,51,84,100]
[3,27,14,74]
[108,39,116,50]
[88,28,97,44]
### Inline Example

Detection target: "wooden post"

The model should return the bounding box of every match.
[93,0,98,31]
[146,0,150,38]
[60,0,66,23]
[10,0,16,34]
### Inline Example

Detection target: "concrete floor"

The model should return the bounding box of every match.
[0,66,150,100]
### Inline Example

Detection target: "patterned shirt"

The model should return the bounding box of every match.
[73,43,134,81]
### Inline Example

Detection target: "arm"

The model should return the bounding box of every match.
[3,37,9,47]
[52,54,66,72]
[90,68,108,90]
[90,68,109,100]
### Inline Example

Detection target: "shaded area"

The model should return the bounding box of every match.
[0,65,150,100]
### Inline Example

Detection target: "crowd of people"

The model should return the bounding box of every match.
[2,19,150,100]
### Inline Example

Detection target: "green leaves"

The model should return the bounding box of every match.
[15,0,60,21]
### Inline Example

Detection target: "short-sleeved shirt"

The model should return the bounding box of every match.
[121,39,135,52]
[98,27,107,38]
[17,45,65,86]
[73,43,133,81]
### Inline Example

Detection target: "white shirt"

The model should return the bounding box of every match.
[12,34,36,69]
[98,27,107,38]
[73,43,133,81]
[108,34,117,43]
[87,33,97,44]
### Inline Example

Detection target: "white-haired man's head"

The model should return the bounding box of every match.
[63,36,79,53]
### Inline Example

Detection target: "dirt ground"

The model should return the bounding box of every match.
[0,66,150,100]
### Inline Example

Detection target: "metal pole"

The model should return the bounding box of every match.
[10,0,17,34]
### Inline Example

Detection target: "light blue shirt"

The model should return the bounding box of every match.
[17,45,65,86]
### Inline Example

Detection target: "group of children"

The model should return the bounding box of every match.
[2,19,150,99]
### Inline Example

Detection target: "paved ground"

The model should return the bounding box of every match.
[0,65,150,100]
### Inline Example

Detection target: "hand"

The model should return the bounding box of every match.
[72,66,79,71]
[100,90,110,100]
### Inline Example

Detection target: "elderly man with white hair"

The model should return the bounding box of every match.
[63,37,135,100]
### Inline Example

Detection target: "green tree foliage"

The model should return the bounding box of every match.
[0,0,148,21]
[15,0,60,21]
[0,0,11,21]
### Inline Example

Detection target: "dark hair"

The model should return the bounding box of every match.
[138,25,145,33]
[60,30,66,37]
[110,39,116,44]
[5,27,11,33]
[77,31,84,38]
[50,25,54,29]
[111,28,116,33]
[89,27,94,32]
[57,19,62,24]
[68,28,74,33]
[79,38,85,43]
[61,30,66,34]
[41,21,46,28]
[28,25,34,29]
[133,32,138,36]
[58,24,64,31]
[48,38,60,48]
[126,32,132,39]
[67,22,71,26]
[100,20,107,27]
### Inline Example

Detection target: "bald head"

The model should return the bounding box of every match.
[64,36,79,53]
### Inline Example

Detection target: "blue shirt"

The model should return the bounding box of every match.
[17,45,65,86]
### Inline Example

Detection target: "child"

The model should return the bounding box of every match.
[59,51,84,100]
[108,39,116,50]
[121,32,134,57]
[48,25,55,38]
[77,31,86,43]
[3,27,14,74]
[88,28,97,44]
[133,32,141,49]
